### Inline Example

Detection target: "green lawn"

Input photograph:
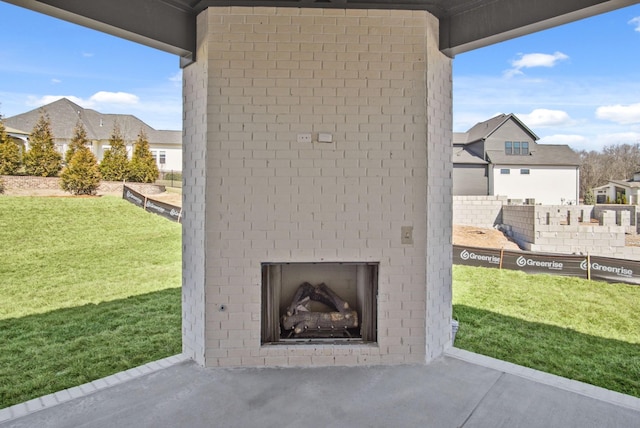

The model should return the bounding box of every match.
[0,196,181,409]
[3,197,640,407]
[453,265,640,398]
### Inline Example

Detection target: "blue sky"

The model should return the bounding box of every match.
[1,2,639,151]
[0,2,182,131]
[453,4,640,152]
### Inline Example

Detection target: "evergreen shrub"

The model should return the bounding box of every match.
[60,146,101,195]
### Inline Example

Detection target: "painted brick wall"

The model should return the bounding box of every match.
[184,6,452,367]
[181,11,209,365]
[424,13,453,362]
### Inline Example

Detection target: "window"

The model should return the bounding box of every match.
[513,141,521,155]
[159,151,166,164]
[520,169,530,175]
[500,169,510,174]
[505,141,529,155]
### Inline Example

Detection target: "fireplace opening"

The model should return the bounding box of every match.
[261,262,378,344]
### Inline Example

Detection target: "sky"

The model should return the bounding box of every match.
[1,2,639,151]
[0,2,182,131]
[453,4,640,152]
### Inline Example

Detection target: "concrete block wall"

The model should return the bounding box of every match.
[599,210,616,226]
[593,205,637,226]
[501,205,536,249]
[530,224,625,255]
[183,6,452,367]
[452,195,506,228]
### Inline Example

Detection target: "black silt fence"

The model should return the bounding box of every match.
[454,245,640,286]
[122,185,182,223]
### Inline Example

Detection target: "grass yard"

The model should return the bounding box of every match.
[0,196,181,409]
[453,265,640,398]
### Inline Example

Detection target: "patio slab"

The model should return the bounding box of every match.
[1,349,639,428]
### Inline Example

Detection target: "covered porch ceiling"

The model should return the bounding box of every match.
[3,0,639,65]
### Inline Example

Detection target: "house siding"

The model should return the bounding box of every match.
[484,119,535,153]
[453,164,487,195]
[492,165,579,205]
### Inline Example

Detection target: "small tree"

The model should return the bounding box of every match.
[23,111,62,177]
[60,145,101,195]
[0,119,21,175]
[65,121,90,165]
[128,130,158,183]
[583,189,595,205]
[100,123,129,181]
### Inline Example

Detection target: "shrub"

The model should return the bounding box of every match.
[583,189,595,205]
[23,111,62,177]
[0,121,22,175]
[100,123,129,181]
[0,176,5,194]
[60,146,101,195]
[128,130,158,183]
[65,121,90,165]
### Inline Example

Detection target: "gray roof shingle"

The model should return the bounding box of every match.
[4,98,180,145]
[486,145,580,166]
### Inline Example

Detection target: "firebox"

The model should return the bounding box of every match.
[261,262,378,344]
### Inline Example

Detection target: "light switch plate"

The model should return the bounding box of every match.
[401,226,413,245]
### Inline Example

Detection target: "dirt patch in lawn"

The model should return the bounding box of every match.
[453,225,521,250]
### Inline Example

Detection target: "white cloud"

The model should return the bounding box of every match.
[89,91,139,105]
[596,132,640,146]
[517,109,572,127]
[169,70,182,84]
[30,95,85,106]
[629,17,640,32]
[82,52,94,58]
[29,91,140,110]
[504,52,569,77]
[25,91,181,130]
[51,78,61,84]
[596,103,640,125]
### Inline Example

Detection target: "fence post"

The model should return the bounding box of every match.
[499,247,504,269]
[587,253,591,281]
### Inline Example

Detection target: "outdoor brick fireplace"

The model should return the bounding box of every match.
[181,6,453,367]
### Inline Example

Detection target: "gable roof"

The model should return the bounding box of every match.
[3,98,180,145]
[453,113,580,167]
[460,113,539,144]
[607,179,640,189]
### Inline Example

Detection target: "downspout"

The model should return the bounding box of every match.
[576,166,580,204]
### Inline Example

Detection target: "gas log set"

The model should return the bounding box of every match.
[281,282,359,338]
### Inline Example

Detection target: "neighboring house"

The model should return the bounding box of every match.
[4,125,30,154]
[453,113,580,205]
[4,98,182,172]
[593,172,640,205]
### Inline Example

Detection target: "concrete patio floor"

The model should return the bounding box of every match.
[2,348,639,428]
